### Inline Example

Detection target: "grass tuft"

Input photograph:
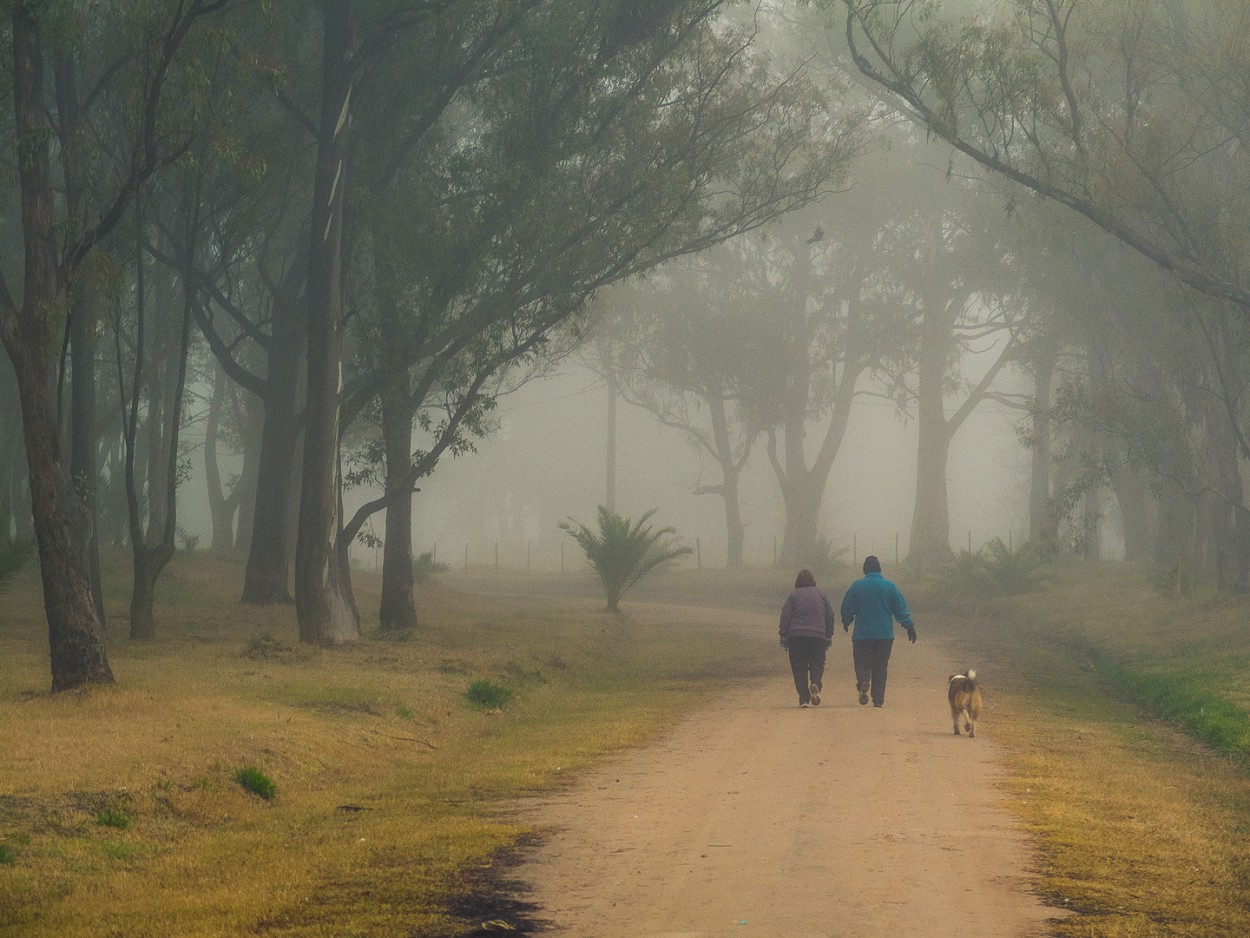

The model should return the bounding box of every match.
[233,766,278,801]
[94,807,131,830]
[465,679,514,711]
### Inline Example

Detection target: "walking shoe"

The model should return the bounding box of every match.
[858,688,869,706]
[809,682,821,707]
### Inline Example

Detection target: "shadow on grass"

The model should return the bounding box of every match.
[448,835,553,935]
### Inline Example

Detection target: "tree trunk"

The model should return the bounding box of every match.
[241,285,304,602]
[204,363,244,551]
[123,222,190,640]
[1,9,113,690]
[1027,340,1057,547]
[294,0,360,644]
[59,54,108,630]
[375,228,417,632]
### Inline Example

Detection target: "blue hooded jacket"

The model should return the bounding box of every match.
[840,572,914,640]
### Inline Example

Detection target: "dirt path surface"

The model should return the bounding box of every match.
[505,604,1060,938]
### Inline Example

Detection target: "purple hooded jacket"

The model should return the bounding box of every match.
[779,585,835,642]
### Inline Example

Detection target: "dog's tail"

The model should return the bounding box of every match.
[966,669,976,683]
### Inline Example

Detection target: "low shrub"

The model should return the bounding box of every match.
[465,679,514,711]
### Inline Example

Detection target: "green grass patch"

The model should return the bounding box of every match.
[465,679,515,710]
[233,765,278,801]
[94,807,131,830]
[1099,662,1250,762]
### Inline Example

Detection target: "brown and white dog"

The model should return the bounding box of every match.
[948,670,983,738]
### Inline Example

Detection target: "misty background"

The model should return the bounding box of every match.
[9,0,1246,690]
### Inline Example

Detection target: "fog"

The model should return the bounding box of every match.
[176,346,1045,574]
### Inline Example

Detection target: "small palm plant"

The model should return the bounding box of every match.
[559,506,693,612]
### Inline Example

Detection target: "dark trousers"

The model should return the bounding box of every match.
[787,636,827,704]
[852,638,894,706]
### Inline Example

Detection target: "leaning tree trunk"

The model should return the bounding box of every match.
[294,0,360,645]
[2,10,112,691]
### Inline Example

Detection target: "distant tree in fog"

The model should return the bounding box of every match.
[604,258,772,570]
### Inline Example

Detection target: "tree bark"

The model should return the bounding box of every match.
[2,9,113,689]
[294,0,360,644]
[241,280,304,602]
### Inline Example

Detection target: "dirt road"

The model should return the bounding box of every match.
[504,604,1061,938]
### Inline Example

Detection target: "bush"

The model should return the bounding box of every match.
[559,506,693,612]
[413,550,448,583]
[234,765,277,800]
[465,679,514,711]
[943,538,1051,597]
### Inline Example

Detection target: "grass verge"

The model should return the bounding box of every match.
[0,552,772,936]
[914,560,1250,937]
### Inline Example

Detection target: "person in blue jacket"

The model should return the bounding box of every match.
[779,569,835,707]
[840,555,915,707]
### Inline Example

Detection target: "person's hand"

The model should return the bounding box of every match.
[906,627,917,644]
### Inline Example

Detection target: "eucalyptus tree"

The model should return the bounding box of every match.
[334,0,855,634]
[886,167,1023,565]
[604,260,773,570]
[0,1,229,691]
[836,0,1250,314]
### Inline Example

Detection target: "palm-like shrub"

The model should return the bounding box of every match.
[560,506,693,612]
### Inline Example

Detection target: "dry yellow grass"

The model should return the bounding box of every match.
[916,560,1250,937]
[0,552,771,936]
[6,554,1250,936]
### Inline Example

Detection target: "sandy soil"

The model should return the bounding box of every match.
[502,604,1063,938]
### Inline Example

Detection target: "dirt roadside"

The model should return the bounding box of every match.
[496,603,1064,938]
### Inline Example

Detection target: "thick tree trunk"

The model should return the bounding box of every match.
[59,55,108,630]
[294,0,360,644]
[2,9,113,690]
[241,290,303,602]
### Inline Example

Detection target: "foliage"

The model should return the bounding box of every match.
[95,808,131,830]
[465,679,515,711]
[412,550,448,584]
[559,506,694,612]
[942,538,1051,597]
[233,766,277,801]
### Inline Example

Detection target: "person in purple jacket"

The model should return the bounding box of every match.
[840,555,915,707]
[779,569,835,707]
